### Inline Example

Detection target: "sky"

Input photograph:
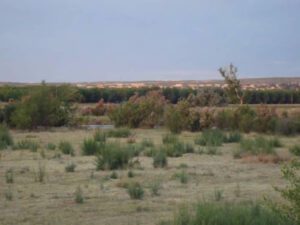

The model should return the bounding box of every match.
[0,0,300,82]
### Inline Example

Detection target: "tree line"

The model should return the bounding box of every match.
[0,85,300,104]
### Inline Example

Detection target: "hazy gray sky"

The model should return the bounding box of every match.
[0,0,299,82]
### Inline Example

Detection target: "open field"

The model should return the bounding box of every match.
[0,128,298,225]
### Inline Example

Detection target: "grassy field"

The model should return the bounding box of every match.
[0,128,299,225]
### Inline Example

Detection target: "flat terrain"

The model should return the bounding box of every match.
[0,128,298,225]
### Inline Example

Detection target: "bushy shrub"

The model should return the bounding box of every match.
[149,180,162,196]
[5,168,14,183]
[194,129,224,146]
[127,182,144,200]
[163,142,187,157]
[0,125,13,150]
[46,142,56,150]
[289,145,300,156]
[110,171,118,179]
[162,133,178,144]
[224,131,242,143]
[65,162,76,172]
[160,202,291,225]
[59,141,74,156]
[14,139,39,152]
[107,128,131,138]
[174,170,188,184]
[237,137,278,157]
[276,117,297,135]
[141,138,154,148]
[95,143,133,170]
[93,129,106,142]
[74,186,84,204]
[153,150,168,168]
[82,138,103,156]
[234,105,256,133]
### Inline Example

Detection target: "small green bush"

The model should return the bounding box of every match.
[141,138,154,148]
[224,131,242,143]
[74,186,84,204]
[0,125,13,150]
[107,128,131,138]
[194,129,224,147]
[46,142,56,150]
[110,171,118,179]
[149,180,162,196]
[35,163,46,183]
[162,133,178,144]
[238,136,277,156]
[128,170,134,178]
[174,170,188,184]
[95,143,133,170]
[5,168,14,183]
[82,138,103,155]
[153,151,168,168]
[127,182,144,200]
[160,202,291,225]
[65,162,76,172]
[94,130,106,142]
[14,139,39,152]
[5,188,13,201]
[59,141,74,156]
[289,145,300,156]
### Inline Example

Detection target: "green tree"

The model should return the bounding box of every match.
[219,64,244,104]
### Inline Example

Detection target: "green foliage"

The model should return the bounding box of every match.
[5,188,13,201]
[214,189,224,201]
[82,138,103,156]
[74,186,84,204]
[224,131,242,143]
[238,137,278,156]
[174,170,189,184]
[289,145,300,156]
[110,171,118,179]
[162,133,178,144]
[11,83,76,129]
[46,142,56,150]
[141,138,154,148]
[194,129,224,146]
[95,143,133,170]
[153,151,168,168]
[14,139,39,152]
[0,125,13,150]
[149,180,162,196]
[269,160,300,224]
[65,162,76,172]
[35,163,46,183]
[59,141,74,156]
[93,129,106,142]
[234,105,256,133]
[107,128,131,138]
[160,202,291,225]
[5,168,14,183]
[127,182,144,200]
[127,170,134,178]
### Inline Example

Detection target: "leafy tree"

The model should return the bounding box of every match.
[11,83,77,129]
[219,64,244,104]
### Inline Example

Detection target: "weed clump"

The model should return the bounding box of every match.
[74,186,84,204]
[95,143,133,170]
[5,168,14,183]
[46,142,56,150]
[0,125,13,150]
[127,182,144,200]
[93,129,106,142]
[153,151,168,168]
[82,138,103,156]
[59,141,74,156]
[65,162,76,172]
[194,129,224,146]
[14,139,39,152]
[289,145,300,156]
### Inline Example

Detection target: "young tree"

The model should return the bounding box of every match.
[219,63,244,104]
